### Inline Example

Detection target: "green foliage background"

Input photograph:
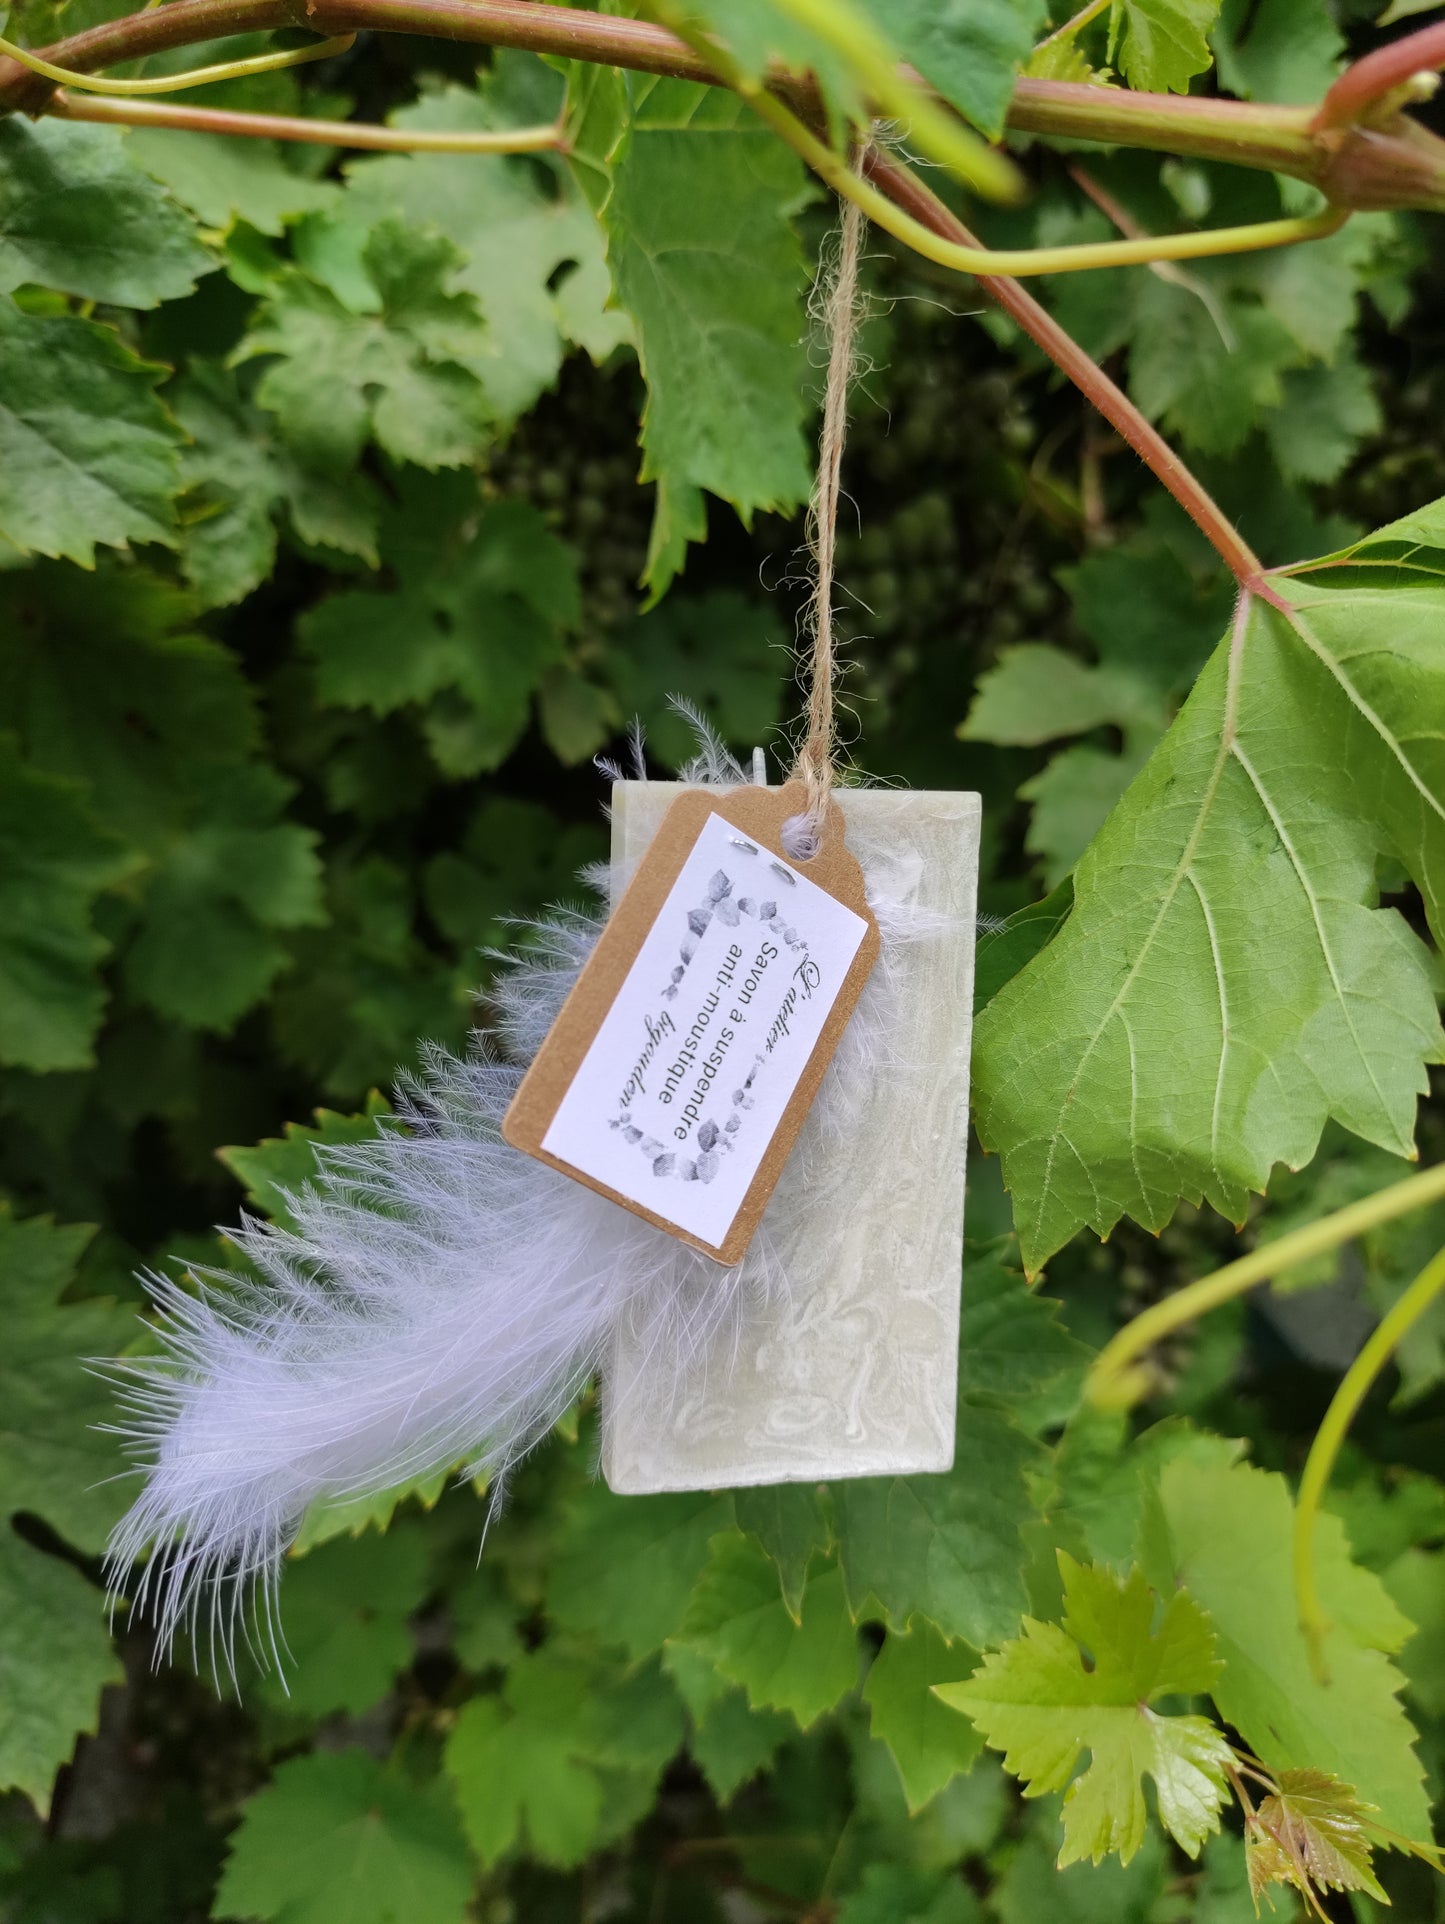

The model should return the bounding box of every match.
[1,0,1443,1916]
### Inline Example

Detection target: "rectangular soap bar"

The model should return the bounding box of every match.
[602,784,980,1493]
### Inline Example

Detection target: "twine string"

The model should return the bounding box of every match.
[785,185,866,860]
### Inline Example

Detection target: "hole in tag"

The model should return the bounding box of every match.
[779,813,821,863]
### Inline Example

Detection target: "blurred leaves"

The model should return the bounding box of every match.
[0,119,213,308]
[675,1537,859,1728]
[0,1524,122,1815]
[0,1212,128,1811]
[0,299,183,563]
[300,479,578,778]
[0,738,136,1070]
[216,1751,474,1924]
[443,1650,683,1868]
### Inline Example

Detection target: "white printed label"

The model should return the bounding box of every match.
[542,811,870,1250]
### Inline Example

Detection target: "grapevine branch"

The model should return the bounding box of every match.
[1086,1162,1445,1410]
[1293,1242,1445,1681]
[857,158,1278,591]
[1,1,1443,588]
[2,0,1444,209]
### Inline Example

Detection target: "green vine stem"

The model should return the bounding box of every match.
[726,77,1353,276]
[859,158,1279,593]
[50,88,567,150]
[1293,1243,1445,1683]
[0,0,1438,592]
[1086,1162,1445,1411]
[0,26,352,94]
[2,0,1444,211]
[766,0,1023,200]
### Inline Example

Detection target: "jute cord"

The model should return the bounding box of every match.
[786,183,866,859]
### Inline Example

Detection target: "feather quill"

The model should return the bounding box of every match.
[104,732,942,1672]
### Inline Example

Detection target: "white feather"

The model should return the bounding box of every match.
[104,750,946,1673]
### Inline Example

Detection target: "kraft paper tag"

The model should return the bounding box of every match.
[502,780,880,1266]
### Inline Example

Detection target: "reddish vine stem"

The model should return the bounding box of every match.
[3,0,1445,211]
[0,0,1436,594]
[1315,19,1445,130]
[860,150,1279,596]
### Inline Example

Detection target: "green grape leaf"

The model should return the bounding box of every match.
[603,590,789,766]
[837,1863,983,1924]
[0,1525,122,1816]
[444,1650,683,1868]
[975,511,1445,1272]
[294,1466,453,1555]
[675,1536,858,1728]
[0,560,322,1034]
[864,1619,984,1812]
[834,1397,1041,1650]
[587,81,812,598]
[0,118,211,308]
[127,127,340,236]
[547,1482,735,1660]
[735,1484,833,1623]
[215,1751,474,1924]
[170,361,286,610]
[122,762,324,1031]
[448,1562,524,1676]
[1211,0,1343,104]
[300,480,577,779]
[871,0,1048,141]
[1382,1547,1445,1717]
[422,797,605,958]
[1131,298,1298,457]
[1020,742,1157,892]
[1027,34,1099,79]
[1048,1414,1242,1574]
[1326,1464,1445,1573]
[959,644,1165,748]
[0,298,182,563]
[662,1,867,135]
[537,666,617,767]
[1048,187,1400,470]
[689,1682,793,1803]
[220,1097,390,1233]
[1264,358,1382,486]
[236,220,492,478]
[0,1208,136,1552]
[269,853,467,1101]
[1061,528,1234,698]
[941,1556,1234,1866]
[0,737,136,1072]
[994,1827,1168,1924]
[665,1639,793,1799]
[345,64,628,422]
[974,881,1073,1016]
[255,1526,431,1718]
[1138,1455,1431,1841]
[1245,1769,1387,1906]
[1109,0,1222,92]
[957,1243,1093,1421]
[0,563,256,845]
